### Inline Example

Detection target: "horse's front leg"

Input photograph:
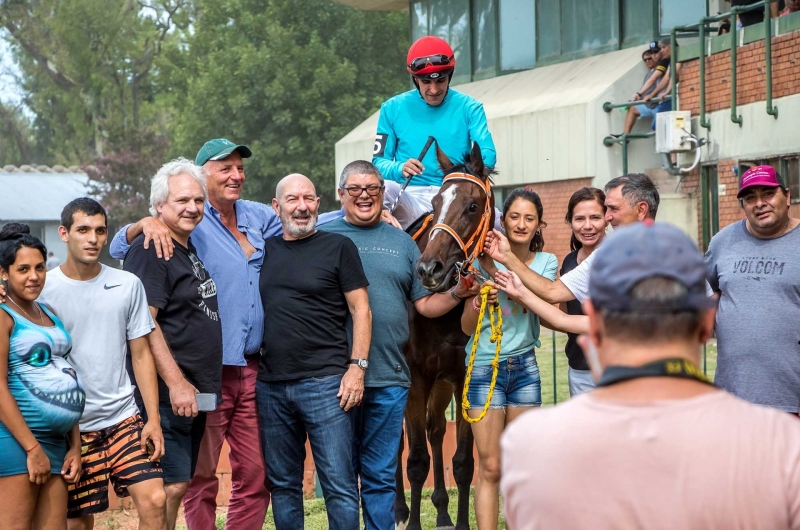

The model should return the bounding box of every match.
[394,424,409,529]
[452,378,476,530]
[405,377,432,530]
[428,380,456,529]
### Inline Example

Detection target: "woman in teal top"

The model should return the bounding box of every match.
[460,189,558,530]
[0,223,84,529]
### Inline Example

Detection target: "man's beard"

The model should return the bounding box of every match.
[283,211,317,238]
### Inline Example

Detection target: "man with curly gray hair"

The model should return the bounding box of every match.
[122,158,223,530]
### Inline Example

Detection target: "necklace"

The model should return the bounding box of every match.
[6,295,45,326]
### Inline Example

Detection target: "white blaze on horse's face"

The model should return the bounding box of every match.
[429,183,458,243]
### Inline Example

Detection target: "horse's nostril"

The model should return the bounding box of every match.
[418,260,444,280]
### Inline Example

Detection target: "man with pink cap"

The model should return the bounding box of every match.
[706,165,800,413]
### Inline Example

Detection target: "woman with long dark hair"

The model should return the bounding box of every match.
[0,223,84,528]
[560,187,607,395]
[460,188,558,529]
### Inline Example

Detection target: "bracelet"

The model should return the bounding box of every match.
[25,442,39,453]
[449,286,464,302]
[472,296,481,312]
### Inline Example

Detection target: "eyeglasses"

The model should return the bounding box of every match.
[643,56,654,62]
[408,54,453,73]
[341,185,384,197]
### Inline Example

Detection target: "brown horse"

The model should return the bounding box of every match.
[394,142,495,530]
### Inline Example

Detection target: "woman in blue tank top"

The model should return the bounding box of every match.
[460,189,559,530]
[0,223,85,528]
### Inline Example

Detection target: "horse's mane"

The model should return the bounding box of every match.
[404,151,497,237]
[443,151,497,184]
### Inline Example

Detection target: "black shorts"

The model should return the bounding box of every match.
[142,405,207,483]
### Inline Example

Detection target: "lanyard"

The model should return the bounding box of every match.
[596,358,713,388]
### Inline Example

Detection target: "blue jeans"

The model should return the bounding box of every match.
[256,375,359,530]
[351,386,409,530]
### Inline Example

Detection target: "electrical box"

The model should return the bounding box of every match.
[655,111,693,153]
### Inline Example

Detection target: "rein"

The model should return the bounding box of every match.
[409,170,500,424]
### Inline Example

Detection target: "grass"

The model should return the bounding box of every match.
[189,331,719,529]
[181,487,500,530]
[536,330,718,405]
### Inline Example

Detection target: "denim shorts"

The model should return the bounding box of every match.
[465,352,542,409]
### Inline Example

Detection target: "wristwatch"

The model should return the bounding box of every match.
[350,359,369,370]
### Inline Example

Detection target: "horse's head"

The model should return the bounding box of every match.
[416,142,495,292]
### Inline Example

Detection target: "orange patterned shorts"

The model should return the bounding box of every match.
[67,414,162,518]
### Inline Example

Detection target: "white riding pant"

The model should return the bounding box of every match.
[383,181,503,231]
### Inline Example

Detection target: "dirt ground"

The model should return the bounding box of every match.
[93,506,206,530]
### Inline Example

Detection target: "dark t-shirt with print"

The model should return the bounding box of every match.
[124,234,223,405]
[560,250,589,371]
[258,230,369,382]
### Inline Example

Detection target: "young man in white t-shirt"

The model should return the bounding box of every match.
[38,198,167,530]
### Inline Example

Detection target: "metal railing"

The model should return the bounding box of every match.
[670,0,781,127]
[447,330,714,415]
[602,132,655,175]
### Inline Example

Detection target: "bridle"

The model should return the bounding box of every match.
[412,171,493,275]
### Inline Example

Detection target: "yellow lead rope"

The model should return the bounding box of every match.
[462,284,503,423]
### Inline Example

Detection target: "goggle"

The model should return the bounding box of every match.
[408,54,454,73]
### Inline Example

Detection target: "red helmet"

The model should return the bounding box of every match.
[407,36,456,80]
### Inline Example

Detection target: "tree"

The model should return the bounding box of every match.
[165,0,409,204]
[0,0,190,162]
[84,130,169,228]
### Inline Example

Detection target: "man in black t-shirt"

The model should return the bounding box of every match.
[257,173,371,530]
[123,159,223,530]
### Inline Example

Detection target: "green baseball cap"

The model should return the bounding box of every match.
[195,138,253,166]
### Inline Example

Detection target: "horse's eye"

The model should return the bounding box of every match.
[469,202,479,213]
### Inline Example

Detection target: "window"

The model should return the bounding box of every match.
[411,1,428,43]
[701,165,719,251]
[472,0,497,76]
[783,158,799,204]
[429,0,472,82]
[660,0,706,35]
[623,0,653,47]
[499,0,536,70]
[560,0,619,55]
[537,0,562,60]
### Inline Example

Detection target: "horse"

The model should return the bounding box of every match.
[394,141,495,530]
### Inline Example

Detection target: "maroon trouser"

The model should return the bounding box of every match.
[184,356,269,529]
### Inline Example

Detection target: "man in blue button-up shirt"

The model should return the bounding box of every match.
[110,139,282,529]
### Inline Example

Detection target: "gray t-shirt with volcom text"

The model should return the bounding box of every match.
[706,220,800,412]
[321,219,430,388]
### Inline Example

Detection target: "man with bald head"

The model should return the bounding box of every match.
[257,174,372,530]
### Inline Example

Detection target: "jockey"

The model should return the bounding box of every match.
[374,36,498,228]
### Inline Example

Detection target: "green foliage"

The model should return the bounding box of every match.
[1,0,408,225]
[0,0,190,165]
[165,0,409,203]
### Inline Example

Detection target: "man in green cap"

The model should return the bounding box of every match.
[109,138,277,529]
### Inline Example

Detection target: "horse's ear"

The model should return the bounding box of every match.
[470,142,485,179]
[436,144,454,172]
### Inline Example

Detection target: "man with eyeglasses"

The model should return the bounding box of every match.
[621,50,659,134]
[373,36,497,229]
[321,160,482,530]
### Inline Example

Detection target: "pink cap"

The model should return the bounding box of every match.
[737,165,786,198]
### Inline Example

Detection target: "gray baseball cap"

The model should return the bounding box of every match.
[589,221,714,312]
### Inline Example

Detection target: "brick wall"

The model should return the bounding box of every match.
[526,177,594,268]
[678,31,800,116]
